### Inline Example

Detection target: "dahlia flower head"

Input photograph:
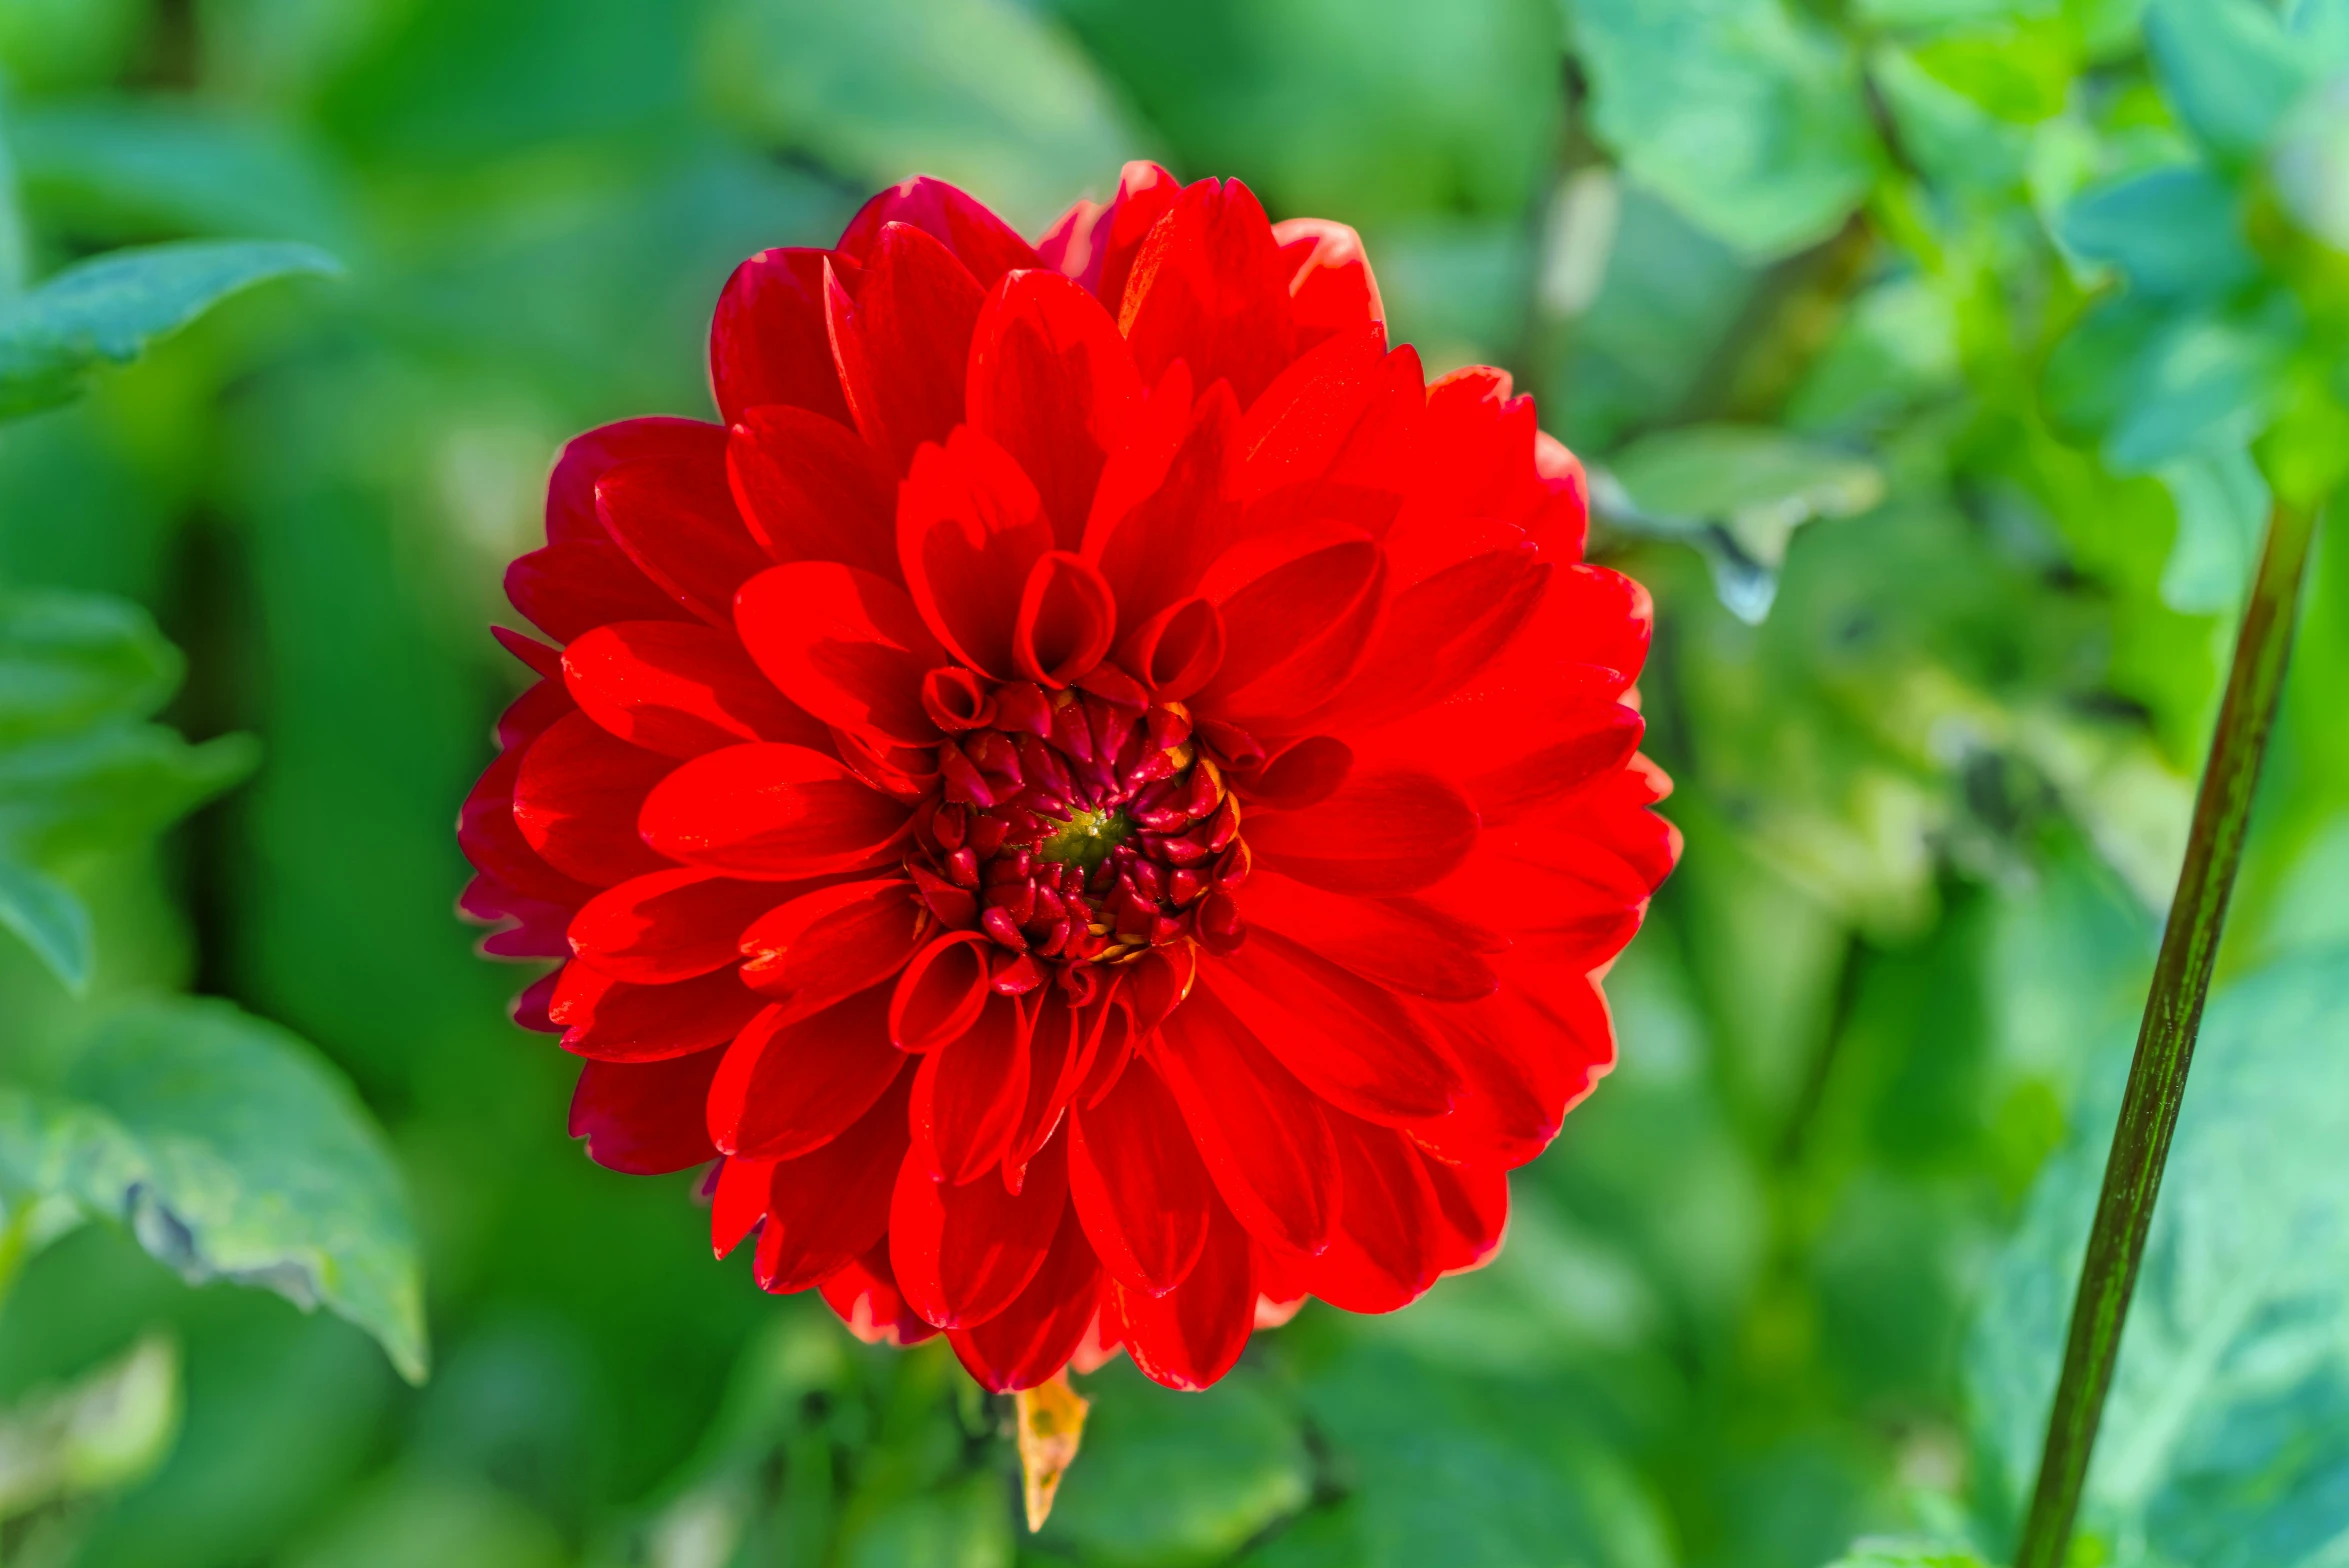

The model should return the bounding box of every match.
[460,164,1677,1394]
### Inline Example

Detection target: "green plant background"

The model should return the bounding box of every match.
[2,1,2348,1565]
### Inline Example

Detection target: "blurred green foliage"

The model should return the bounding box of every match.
[0,0,2346,1565]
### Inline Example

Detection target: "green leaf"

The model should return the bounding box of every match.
[0,1333,180,1520]
[0,238,340,418]
[0,589,183,744]
[1570,0,1879,260]
[1040,1364,1312,1565]
[1968,946,2349,1566]
[0,83,26,296]
[2057,166,2255,299]
[0,855,93,992]
[0,721,258,865]
[700,0,1143,233]
[2143,0,2339,160]
[2103,297,2297,473]
[2154,437,2268,613]
[1598,423,1886,621]
[0,998,428,1383]
[8,99,350,246]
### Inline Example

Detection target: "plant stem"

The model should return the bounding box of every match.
[2013,498,2320,1568]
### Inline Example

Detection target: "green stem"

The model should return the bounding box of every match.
[2013,497,2320,1568]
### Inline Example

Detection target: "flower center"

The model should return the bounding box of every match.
[906,677,1250,997]
[1038,806,1131,872]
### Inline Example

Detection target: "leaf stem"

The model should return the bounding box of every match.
[2013,497,2320,1568]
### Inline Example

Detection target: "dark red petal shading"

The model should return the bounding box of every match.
[1069,1053,1213,1295]
[838,176,1043,289]
[1410,972,1615,1169]
[912,994,1032,1185]
[1298,1111,1442,1314]
[549,962,766,1062]
[736,561,948,749]
[711,1154,771,1258]
[820,1242,940,1346]
[890,932,993,1051]
[569,1048,722,1174]
[890,1129,1070,1329]
[1244,735,1352,810]
[459,747,597,907]
[726,406,901,580]
[710,247,858,428]
[1247,766,1478,895]
[1119,178,1296,410]
[1197,528,1386,724]
[513,711,674,886]
[968,270,1142,549]
[563,620,829,758]
[1153,987,1337,1260]
[739,877,927,1018]
[709,986,905,1160]
[569,868,796,983]
[1108,1196,1255,1391]
[1205,927,1459,1124]
[639,743,912,878]
[1003,987,1089,1189]
[1013,551,1117,688]
[1308,547,1550,735]
[546,417,730,546]
[1244,873,1497,1003]
[1423,1155,1508,1275]
[595,454,771,627]
[754,1068,913,1291]
[506,541,691,644]
[828,224,987,473]
[1118,595,1224,700]
[1271,217,1385,352]
[949,1202,1103,1392]
[896,428,1056,679]
[1084,372,1243,628]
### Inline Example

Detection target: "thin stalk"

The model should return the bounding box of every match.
[2013,498,2320,1568]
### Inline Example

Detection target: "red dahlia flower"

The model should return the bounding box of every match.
[460,165,1677,1395]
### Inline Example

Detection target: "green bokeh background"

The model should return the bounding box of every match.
[3,0,2347,1565]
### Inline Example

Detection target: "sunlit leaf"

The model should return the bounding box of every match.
[1969,947,2349,1566]
[0,998,428,1382]
[0,721,258,865]
[1820,1542,1990,1568]
[0,238,339,417]
[2143,0,2342,160]
[2058,166,2255,299]
[0,855,92,992]
[0,1334,180,1520]
[0,589,182,744]
[9,98,350,245]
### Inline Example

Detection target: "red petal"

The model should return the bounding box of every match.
[735,561,947,749]
[569,1049,722,1174]
[459,747,596,907]
[725,406,900,579]
[1152,987,1337,1259]
[739,877,927,1016]
[1204,928,1459,1124]
[1243,873,1496,1003]
[549,962,765,1061]
[820,1242,940,1346]
[968,270,1142,549]
[1069,1053,1212,1295]
[912,994,1032,1185]
[1196,526,1386,723]
[1012,551,1116,688]
[1423,1155,1508,1275]
[569,867,796,983]
[709,247,857,428]
[889,1128,1069,1329]
[493,625,562,680]
[827,224,986,473]
[896,428,1055,679]
[709,987,905,1160]
[512,711,674,886]
[1309,548,1550,735]
[546,417,729,546]
[1119,179,1296,410]
[563,620,828,758]
[1083,371,1244,628]
[505,541,690,643]
[1298,1112,1441,1314]
[1235,327,1410,507]
[755,1067,913,1291]
[1003,986,1089,1187]
[712,1154,772,1258]
[1118,595,1224,700]
[1107,1195,1254,1391]
[1044,161,1180,307]
[1409,972,1614,1169]
[949,1203,1103,1392]
[838,176,1042,289]
[890,931,993,1051]
[1244,735,1352,810]
[1271,217,1385,353]
[639,742,912,878]
[595,456,772,628]
[1248,766,1478,895]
